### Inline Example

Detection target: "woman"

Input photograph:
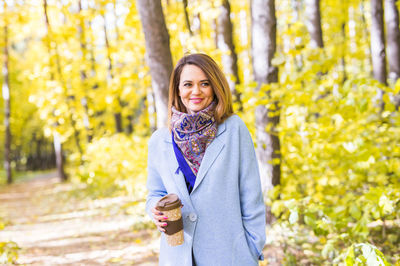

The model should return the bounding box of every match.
[146,53,266,266]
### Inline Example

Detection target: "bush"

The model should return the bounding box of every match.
[0,221,19,264]
[344,243,390,266]
[73,134,149,199]
[240,56,400,263]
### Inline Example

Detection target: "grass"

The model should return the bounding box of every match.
[0,169,56,185]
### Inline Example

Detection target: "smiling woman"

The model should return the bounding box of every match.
[167,53,234,125]
[146,53,266,266]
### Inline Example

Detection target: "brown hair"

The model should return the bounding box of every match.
[168,53,233,129]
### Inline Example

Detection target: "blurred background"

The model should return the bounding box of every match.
[0,0,399,265]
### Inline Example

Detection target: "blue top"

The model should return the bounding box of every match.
[171,133,197,194]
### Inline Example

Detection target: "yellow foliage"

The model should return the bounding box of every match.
[74,134,148,198]
[1,0,400,263]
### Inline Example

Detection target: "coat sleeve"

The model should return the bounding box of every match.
[238,119,266,261]
[145,131,168,219]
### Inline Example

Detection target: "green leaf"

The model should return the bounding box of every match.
[349,204,362,220]
[345,245,355,266]
[304,213,316,227]
[379,195,394,215]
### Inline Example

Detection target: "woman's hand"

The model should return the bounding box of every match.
[151,207,168,232]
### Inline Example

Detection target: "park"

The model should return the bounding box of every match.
[0,0,399,265]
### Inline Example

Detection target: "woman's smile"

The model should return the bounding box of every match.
[190,98,203,104]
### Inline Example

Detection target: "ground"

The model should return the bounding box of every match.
[0,172,158,265]
[0,172,282,265]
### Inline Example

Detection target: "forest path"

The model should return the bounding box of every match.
[0,172,158,265]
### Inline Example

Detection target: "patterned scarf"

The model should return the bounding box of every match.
[171,101,217,176]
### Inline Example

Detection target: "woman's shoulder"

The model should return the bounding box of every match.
[223,114,254,143]
[148,127,169,147]
[223,114,248,130]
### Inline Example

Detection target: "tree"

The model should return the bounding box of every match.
[384,0,400,83]
[77,0,93,142]
[217,0,242,109]
[103,13,123,133]
[2,5,12,184]
[305,0,324,48]
[43,0,66,181]
[136,0,173,129]
[251,0,280,220]
[182,0,193,35]
[370,0,387,87]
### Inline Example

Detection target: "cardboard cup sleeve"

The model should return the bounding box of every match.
[156,194,184,246]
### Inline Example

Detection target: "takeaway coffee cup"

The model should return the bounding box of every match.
[155,194,184,246]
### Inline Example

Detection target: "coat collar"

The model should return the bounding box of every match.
[163,121,226,197]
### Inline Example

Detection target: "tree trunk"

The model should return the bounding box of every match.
[89,20,97,82]
[385,0,400,82]
[103,15,123,133]
[251,0,281,223]
[291,0,301,21]
[305,0,324,48]
[147,88,157,132]
[3,21,12,184]
[360,0,373,76]
[194,13,202,35]
[182,0,193,35]
[78,0,93,142]
[88,19,103,133]
[48,2,84,159]
[217,0,242,110]
[212,18,218,49]
[36,136,42,170]
[341,22,348,83]
[53,131,66,181]
[137,0,173,129]
[126,115,134,134]
[370,0,387,86]
[43,0,66,181]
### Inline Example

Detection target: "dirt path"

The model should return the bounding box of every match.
[0,172,159,265]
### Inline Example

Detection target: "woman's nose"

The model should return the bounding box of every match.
[192,84,201,94]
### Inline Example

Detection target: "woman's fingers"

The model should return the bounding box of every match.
[155,220,167,232]
[151,207,168,232]
[151,207,168,220]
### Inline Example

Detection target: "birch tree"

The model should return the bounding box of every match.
[384,0,400,83]
[43,0,66,181]
[137,0,173,129]
[305,0,324,48]
[217,0,242,109]
[103,14,123,133]
[183,0,193,35]
[2,7,12,184]
[78,0,93,142]
[251,0,281,215]
[370,0,387,86]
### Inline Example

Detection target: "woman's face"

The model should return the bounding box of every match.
[178,64,215,114]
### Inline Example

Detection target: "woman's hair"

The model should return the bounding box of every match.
[168,53,233,128]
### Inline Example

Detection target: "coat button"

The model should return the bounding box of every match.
[189,213,197,222]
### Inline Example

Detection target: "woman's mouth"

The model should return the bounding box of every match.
[190,98,203,104]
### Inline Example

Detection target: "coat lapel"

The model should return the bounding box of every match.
[165,121,227,196]
[163,138,192,206]
[192,122,226,193]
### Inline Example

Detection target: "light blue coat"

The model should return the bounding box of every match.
[146,115,266,266]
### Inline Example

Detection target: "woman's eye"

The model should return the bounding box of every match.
[183,83,192,87]
[201,82,210,87]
